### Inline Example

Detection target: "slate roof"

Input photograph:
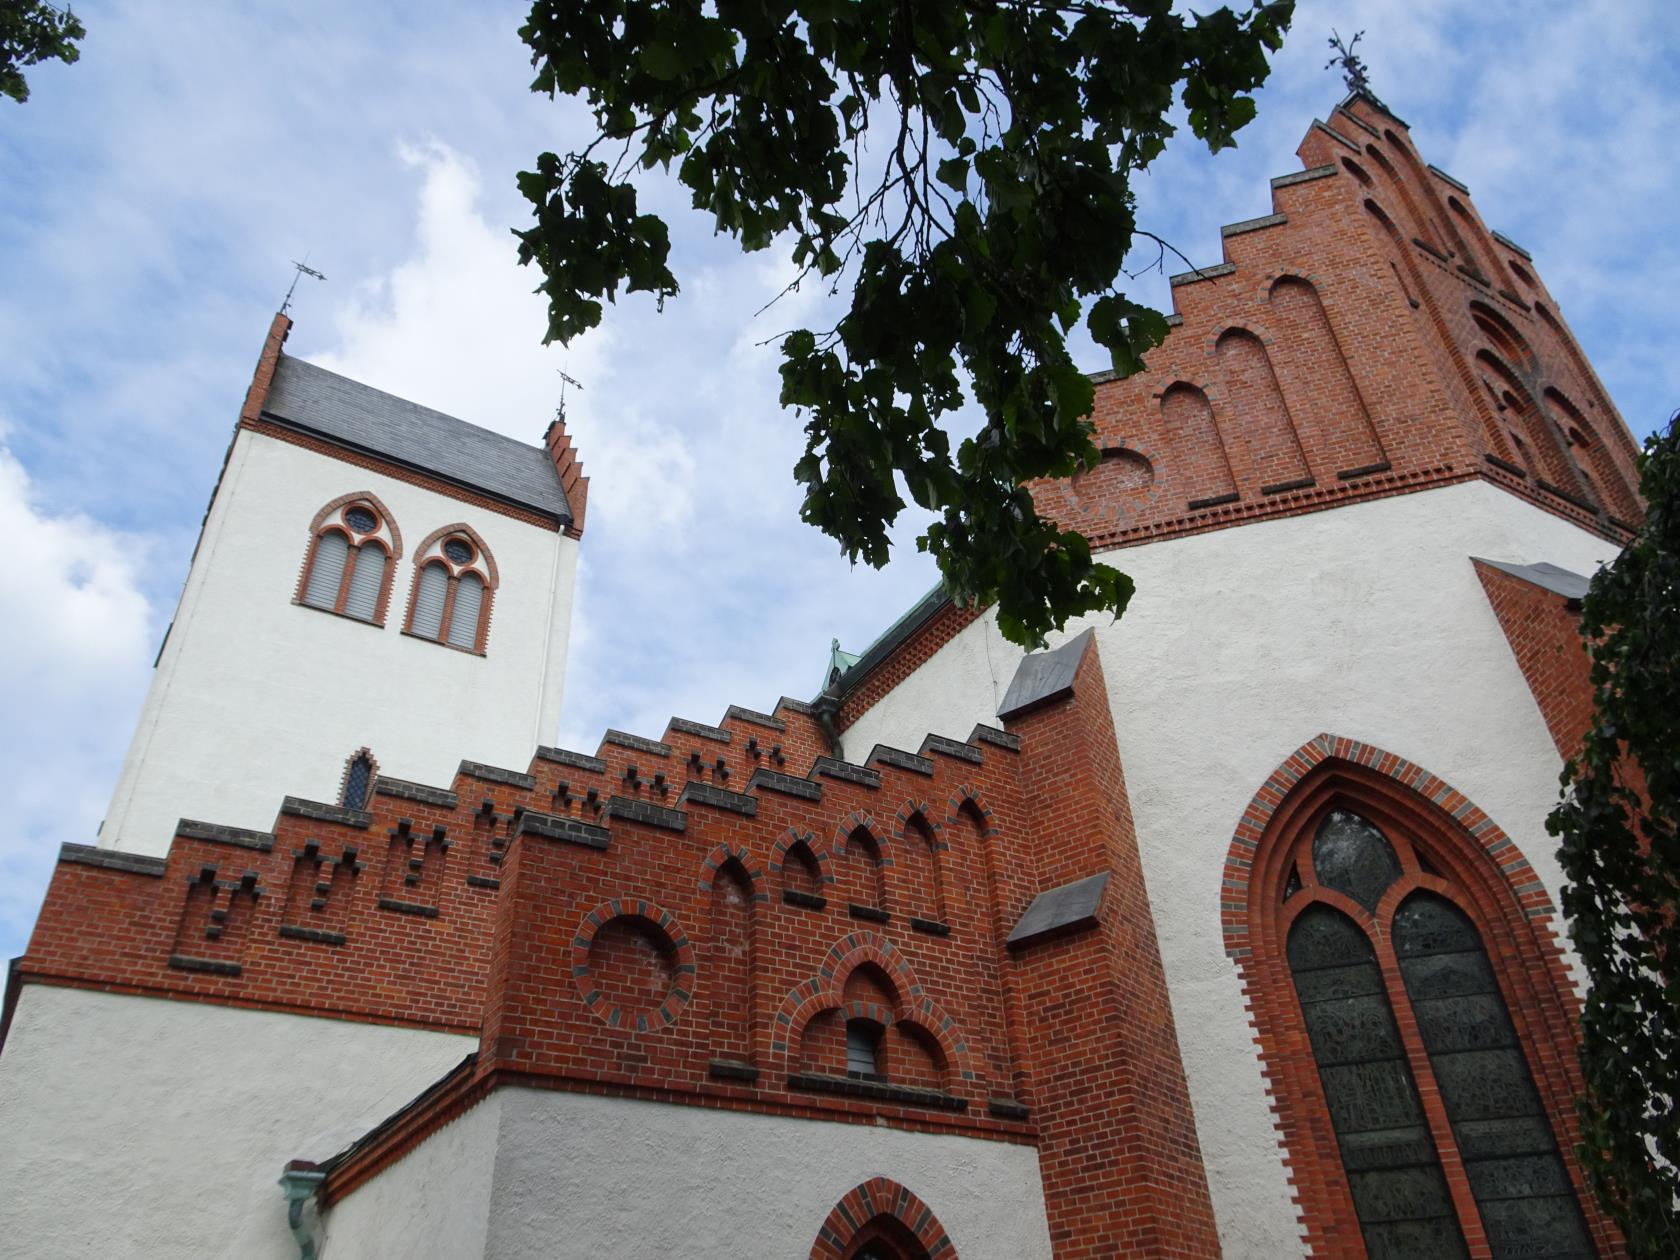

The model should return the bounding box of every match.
[260,354,570,523]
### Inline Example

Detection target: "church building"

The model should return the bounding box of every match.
[0,89,1641,1258]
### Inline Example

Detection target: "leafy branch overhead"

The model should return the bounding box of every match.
[516,0,1292,646]
[1549,414,1680,1259]
[0,0,85,105]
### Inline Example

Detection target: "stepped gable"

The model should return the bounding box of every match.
[1039,91,1643,553]
[831,92,1645,735]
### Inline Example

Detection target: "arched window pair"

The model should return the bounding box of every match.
[299,499,397,623]
[1281,808,1594,1258]
[298,495,496,653]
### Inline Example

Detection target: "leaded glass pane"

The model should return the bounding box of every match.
[442,537,473,564]
[1287,905,1468,1258]
[343,506,377,533]
[1312,809,1402,909]
[1394,893,1594,1259]
[342,754,372,810]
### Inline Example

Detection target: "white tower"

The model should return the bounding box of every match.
[99,313,588,855]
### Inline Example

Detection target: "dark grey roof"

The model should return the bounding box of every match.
[997,628,1094,721]
[1007,872,1109,949]
[261,355,570,522]
[1473,558,1592,602]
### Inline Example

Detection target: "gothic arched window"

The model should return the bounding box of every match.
[1283,807,1594,1258]
[297,496,399,624]
[404,525,497,654]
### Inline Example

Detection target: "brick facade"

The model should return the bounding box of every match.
[1473,562,1597,761]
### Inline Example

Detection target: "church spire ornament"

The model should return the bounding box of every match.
[1326,29,1383,107]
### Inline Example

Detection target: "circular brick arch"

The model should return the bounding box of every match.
[809,1176,955,1260]
[770,931,977,1085]
[570,898,695,1033]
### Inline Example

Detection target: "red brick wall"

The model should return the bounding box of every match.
[1473,562,1597,761]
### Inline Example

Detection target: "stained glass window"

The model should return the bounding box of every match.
[1313,809,1401,909]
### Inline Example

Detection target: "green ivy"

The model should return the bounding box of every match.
[1549,413,1680,1257]
[516,0,1293,646]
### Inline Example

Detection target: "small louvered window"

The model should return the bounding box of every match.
[846,1020,882,1077]
[303,532,349,609]
[448,572,484,649]
[411,563,448,640]
[343,544,386,621]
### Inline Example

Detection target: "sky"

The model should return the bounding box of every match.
[1,1,1675,958]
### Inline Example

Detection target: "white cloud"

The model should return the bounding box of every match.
[0,437,157,953]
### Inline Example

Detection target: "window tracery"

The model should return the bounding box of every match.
[404,525,496,653]
[297,496,398,624]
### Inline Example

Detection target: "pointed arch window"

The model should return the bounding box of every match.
[296,496,399,624]
[404,526,497,654]
[1282,807,1595,1258]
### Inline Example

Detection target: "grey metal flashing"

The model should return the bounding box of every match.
[1309,120,1361,154]
[1221,212,1288,238]
[177,819,276,852]
[988,1098,1031,1121]
[1335,105,1382,138]
[969,724,1022,752]
[458,761,537,791]
[669,717,732,744]
[377,898,438,918]
[375,777,459,809]
[1427,163,1470,195]
[787,1072,967,1112]
[604,796,687,833]
[515,810,610,850]
[1472,557,1592,602]
[282,798,373,829]
[169,954,242,976]
[1272,163,1339,188]
[1491,230,1534,261]
[745,768,823,801]
[725,705,787,731]
[1007,872,1110,949]
[1338,88,1408,130]
[775,696,816,715]
[0,957,21,1062]
[1086,367,1120,386]
[260,355,569,523]
[814,756,882,789]
[313,1053,479,1176]
[675,781,758,817]
[920,733,983,765]
[1168,261,1236,287]
[536,745,608,774]
[278,925,347,947]
[997,628,1094,721]
[58,843,167,876]
[1165,313,1184,327]
[708,1058,760,1083]
[604,730,671,758]
[868,746,935,777]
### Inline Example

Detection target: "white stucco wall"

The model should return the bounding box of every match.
[101,428,579,854]
[840,481,1621,1258]
[321,1087,1053,1259]
[0,984,474,1259]
[318,1093,501,1260]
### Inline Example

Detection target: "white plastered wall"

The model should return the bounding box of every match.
[320,1087,1054,1259]
[0,984,474,1260]
[101,428,579,855]
[839,480,1620,1258]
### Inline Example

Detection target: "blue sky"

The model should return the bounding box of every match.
[2,1,1675,957]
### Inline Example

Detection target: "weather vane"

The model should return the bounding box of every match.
[554,367,584,422]
[280,259,327,314]
[1325,29,1377,101]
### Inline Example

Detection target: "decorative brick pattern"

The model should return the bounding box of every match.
[809,1176,955,1260]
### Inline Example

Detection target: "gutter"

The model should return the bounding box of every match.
[279,1161,325,1259]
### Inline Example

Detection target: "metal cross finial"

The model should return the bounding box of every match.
[1326,28,1373,98]
[280,259,327,315]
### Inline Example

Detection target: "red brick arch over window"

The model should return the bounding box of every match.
[809,1176,954,1260]
[1220,733,1622,1257]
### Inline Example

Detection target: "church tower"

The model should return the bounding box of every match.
[98,313,588,854]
